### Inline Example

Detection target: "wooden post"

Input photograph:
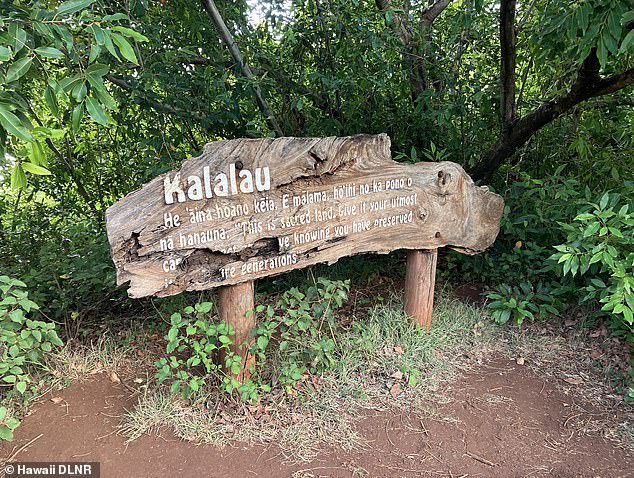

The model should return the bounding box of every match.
[404,249,438,330]
[218,281,256,381]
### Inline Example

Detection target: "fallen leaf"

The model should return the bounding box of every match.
[590,350,602,359]
[563,376,583,385]
[51,397,64,404]
[589,329,601,338]
[389,383,402,399]
[516,357,525,366]
[390,371,404,380]
[434,349,444,360]
[394,346,404,355]
[564,319,576,327]
[133,377,144,384]
[109,371,121,384]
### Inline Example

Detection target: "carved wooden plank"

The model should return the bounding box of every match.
[106,134,503,298]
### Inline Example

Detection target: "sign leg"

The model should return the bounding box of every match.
[218,281,256,381]
[404,249,438,330]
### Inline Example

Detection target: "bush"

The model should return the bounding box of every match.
[155,302,248,400]
[550,191,634,339]
[253,277,351,389]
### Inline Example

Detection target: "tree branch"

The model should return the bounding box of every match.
[420,0,452,27]
[471,50,634,181]
[500,0,517,131]
[201,0,284,137]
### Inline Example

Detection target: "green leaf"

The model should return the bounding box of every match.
[15,381,27,394]
[72,81,87,102]
[599,192,610,210]
[86,63,109,83]
[10,25,27,54]
[10,164,27,189]
[56,0,96,16]
[6,57,33,83]
[167,327,178,342]
[71,104,84,133]
[0,427,14,441]
[102,30,120,60]
[0,46,11,61]
[22,162,51,176]
[112,26,149,42]
[111,32,138,64]
[35,47,64,59]
[44,86,59,117]
[85,96,109,126]
[195,302,212,313]
[88,44,101,63]
[620,29,634,52]
[0,103,33,141]
[2,375,17,383]
[87,24,105,45]
[256,335,269,350]
[28,141,45,166]
[102,13,129,22]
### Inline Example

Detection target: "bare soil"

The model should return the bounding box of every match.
[2,357,632,478]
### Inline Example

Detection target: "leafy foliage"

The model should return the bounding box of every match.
[551,192,634,336]
[154,278,349,402]
[253,277,350,389]
[0,275,63,440]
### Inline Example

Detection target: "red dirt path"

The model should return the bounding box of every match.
[2,358,632,477]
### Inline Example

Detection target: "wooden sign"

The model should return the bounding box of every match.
[106,134,503,299]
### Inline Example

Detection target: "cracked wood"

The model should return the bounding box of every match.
[106,134,503,298]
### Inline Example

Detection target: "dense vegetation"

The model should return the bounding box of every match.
[0,0,633,414]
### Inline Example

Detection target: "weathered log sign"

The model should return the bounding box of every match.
[106,134,503,298]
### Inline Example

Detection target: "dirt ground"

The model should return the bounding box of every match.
[2,356,632,478]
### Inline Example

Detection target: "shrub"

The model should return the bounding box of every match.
[550,192,634,339]
[252,278,350,389]
[0,276,64,441]
[0,276,64,398]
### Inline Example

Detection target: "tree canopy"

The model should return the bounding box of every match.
[0,0,632,327]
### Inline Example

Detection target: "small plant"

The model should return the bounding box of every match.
[0,276,64,400]
[485,282,562,325]
[0,406,20,441]
[155,278,350,402]
[156,302,238,399]
[253,278,350,389]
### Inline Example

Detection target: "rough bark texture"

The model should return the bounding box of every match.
[106,134,503,298]
[404,249,437,329]
[500,0,517,129]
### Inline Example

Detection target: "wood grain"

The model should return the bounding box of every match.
[106,134,503,298]
[404,249,438,329]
